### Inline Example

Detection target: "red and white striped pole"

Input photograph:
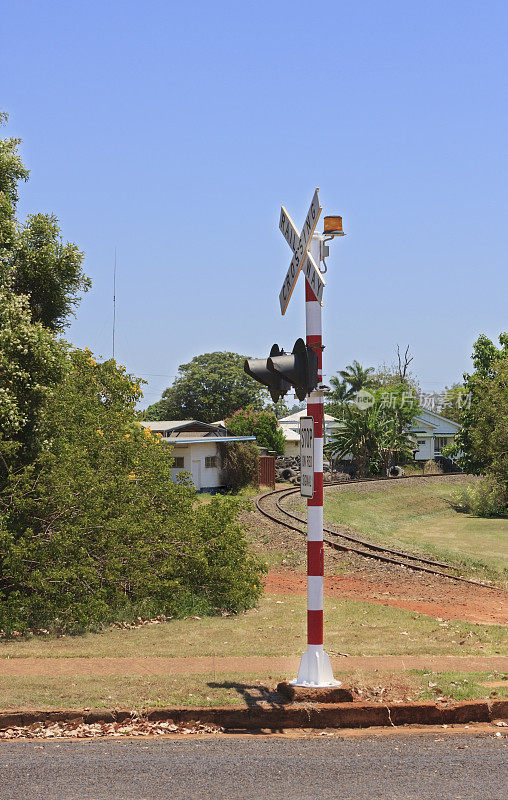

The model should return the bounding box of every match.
[293,233,339,687]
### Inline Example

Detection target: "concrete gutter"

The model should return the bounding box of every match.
[0,700,506,732]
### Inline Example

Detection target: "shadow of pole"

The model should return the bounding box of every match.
[207,680,287,709]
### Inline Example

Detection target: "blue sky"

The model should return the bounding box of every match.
[2,1,507,408]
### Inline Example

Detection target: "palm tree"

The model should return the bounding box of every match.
[329,375,350,403]
[325,404,384,477]
[325,403,415,477]
[339,361,376,396]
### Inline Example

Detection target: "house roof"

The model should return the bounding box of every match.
[279,410,339,423]
[141,419,256,446]
[142,420,195,429]
[411,416,438,431]
[141,420,231,438]
[168,436,256,445]
[417,408,461,430]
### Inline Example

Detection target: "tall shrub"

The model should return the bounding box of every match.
[225,407,285,455]
[219,441,259,491]
[0,350,265,633]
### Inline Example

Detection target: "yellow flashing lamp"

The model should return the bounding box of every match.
[323,215,345,236]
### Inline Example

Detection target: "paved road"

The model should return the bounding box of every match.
[0,733,505,799]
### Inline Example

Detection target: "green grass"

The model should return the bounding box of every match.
[196,485,261,504]
[0,670,505,709]
[0,673,269,709]
[1,591,505,710]
[314,479,508,586]
[398,462,425,476]
[410,670,508,702]
[1,595,505,660]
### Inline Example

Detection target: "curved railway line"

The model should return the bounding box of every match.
[256,474,499,590]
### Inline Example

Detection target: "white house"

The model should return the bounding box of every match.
[277,408,461,463]
[278,410,342,444]
[141,420,255,492]
[411,409,461,461]
[281,426,301,457]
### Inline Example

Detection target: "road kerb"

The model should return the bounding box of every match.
[0,700,506,732]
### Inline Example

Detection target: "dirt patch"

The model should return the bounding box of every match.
[263,570,508,626]
[0,655,506,677]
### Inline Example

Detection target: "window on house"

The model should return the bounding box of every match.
[417,440,426,446]
[205,456,218,468]
[173,457,184,468]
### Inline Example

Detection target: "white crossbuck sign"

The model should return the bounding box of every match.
[279,188,326,314]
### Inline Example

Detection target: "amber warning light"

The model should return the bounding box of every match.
[323,215,345,236]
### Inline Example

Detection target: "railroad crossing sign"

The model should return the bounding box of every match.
[299,416,314,498]
[279,188,326,314]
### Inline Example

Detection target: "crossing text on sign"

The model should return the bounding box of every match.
[279,190,325,314]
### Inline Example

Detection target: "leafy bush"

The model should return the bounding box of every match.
[0,350,265,634]
[225,407,285,455]
[455,477,508,518]
[219,441,259,492]
[447,334,507,518]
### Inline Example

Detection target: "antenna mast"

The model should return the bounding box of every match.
[112,248,117,360]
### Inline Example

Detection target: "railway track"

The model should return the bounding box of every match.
[255,475,498,590]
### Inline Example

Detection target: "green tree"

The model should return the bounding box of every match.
[0,116,73,476]
[13,213,90,330]
[0,114,88,331]
[0,113,29,278]
[449,334,508,494]
[0,115,265,632]
[145,352,267,423]
[329,375,349,402]
[325,375,349,419]
[326,363,376,417]
[326,403,383,477]
[466,359,508,487]
[0,292,65,479]
[439,383,469,423]
[225,407,286,455]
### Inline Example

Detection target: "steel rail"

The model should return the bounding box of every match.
[275,488,453,569]
[255,476,499,590]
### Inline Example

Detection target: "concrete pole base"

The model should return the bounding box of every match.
[291,644,342,688]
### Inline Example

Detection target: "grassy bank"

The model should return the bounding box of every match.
[313,479,508,586]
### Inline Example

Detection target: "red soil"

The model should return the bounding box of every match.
[263,570,508,626]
